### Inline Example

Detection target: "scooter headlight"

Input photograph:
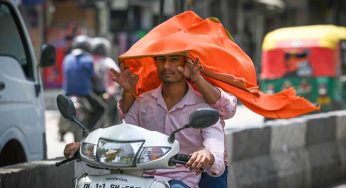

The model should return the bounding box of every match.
[138,147,171,164]
[96,138,144,167]
[81,142,96,161]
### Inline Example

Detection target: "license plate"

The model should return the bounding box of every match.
[81,182,142,188]
[76,174,159,188]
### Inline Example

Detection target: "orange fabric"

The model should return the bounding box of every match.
[119,11,320,118]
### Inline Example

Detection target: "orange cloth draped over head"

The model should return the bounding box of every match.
[119,11,320,118]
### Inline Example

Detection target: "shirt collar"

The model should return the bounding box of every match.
[151,82,202,111]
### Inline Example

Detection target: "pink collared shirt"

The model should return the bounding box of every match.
[118,86,237,124]
[124,83,225,188]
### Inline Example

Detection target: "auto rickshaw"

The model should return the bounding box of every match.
[260,25,346,111]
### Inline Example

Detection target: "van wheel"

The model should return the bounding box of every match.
[0,140,27,167]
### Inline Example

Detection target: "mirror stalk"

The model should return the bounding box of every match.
[71,117,89,134]
[168,125,187,143]
[167,108,219,143]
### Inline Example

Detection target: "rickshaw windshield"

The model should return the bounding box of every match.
[261,25,346,79]
[283,49,310,77]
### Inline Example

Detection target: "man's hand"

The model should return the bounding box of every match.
[177,57,203,82]
[185,149,215,174]
[110,68,138,94]
[64,142,80,158]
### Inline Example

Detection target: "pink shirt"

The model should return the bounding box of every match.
[124,83,225,188]
[119,86,237,124]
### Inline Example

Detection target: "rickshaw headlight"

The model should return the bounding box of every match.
[318,84,328,95]
[267,84,274,94]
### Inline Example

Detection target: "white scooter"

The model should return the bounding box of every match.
[55,94,219,188]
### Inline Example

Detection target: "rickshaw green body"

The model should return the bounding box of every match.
[260,77,343,111]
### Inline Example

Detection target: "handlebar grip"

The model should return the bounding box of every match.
[169,154,206,172]
[169,154,191,166]
[175,154,191,163]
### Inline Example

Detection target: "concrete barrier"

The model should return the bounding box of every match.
[0,160,74,188]
[1,111,346,187]
[227,111,346,188]
[0,159,111,188]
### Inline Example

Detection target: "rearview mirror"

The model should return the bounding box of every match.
[40,44,56,67]
[186,108,220,129]
[56,94,89,133]
[56,94,76,120]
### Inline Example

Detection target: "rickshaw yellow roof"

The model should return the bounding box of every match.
[262,25,346,50]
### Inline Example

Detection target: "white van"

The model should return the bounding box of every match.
[0,0,55,166]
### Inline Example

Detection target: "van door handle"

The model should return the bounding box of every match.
[0,81,5,91]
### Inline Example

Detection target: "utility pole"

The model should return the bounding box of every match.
[220,0,230,30]
[159,0,164,23]
[42,2,48,44]
[174,0,186,14]
[332,0,344,25]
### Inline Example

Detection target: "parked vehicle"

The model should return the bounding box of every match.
[260,25,346,111]
[0,0,55,166]
[55,94,219,188]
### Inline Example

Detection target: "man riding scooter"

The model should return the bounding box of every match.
[113,57,237,188]
[64,53,226,188]
[64,10,319,187]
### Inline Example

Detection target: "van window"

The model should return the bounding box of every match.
[0,3,33,80]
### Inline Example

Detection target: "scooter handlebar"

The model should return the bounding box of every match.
[169,154,191,166]
[169,154,205,172]
[55,153,81,167]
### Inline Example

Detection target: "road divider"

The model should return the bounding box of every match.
[227,111,346,188]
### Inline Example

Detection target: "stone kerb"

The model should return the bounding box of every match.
[335,112,346,177]
[226,111,346,188]
[268,118,310,188]
[305,114,342,187]
[227,126,275,188]
[0,159,74,188]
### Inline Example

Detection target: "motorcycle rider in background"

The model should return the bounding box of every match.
[91,37,121,126]
[58,35,106,141]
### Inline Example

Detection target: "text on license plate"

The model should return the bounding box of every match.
[82,183,142,188]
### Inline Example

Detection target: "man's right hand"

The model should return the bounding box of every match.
[110,68,138,94]
[64,142,80,158]
[110,67,139,113]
